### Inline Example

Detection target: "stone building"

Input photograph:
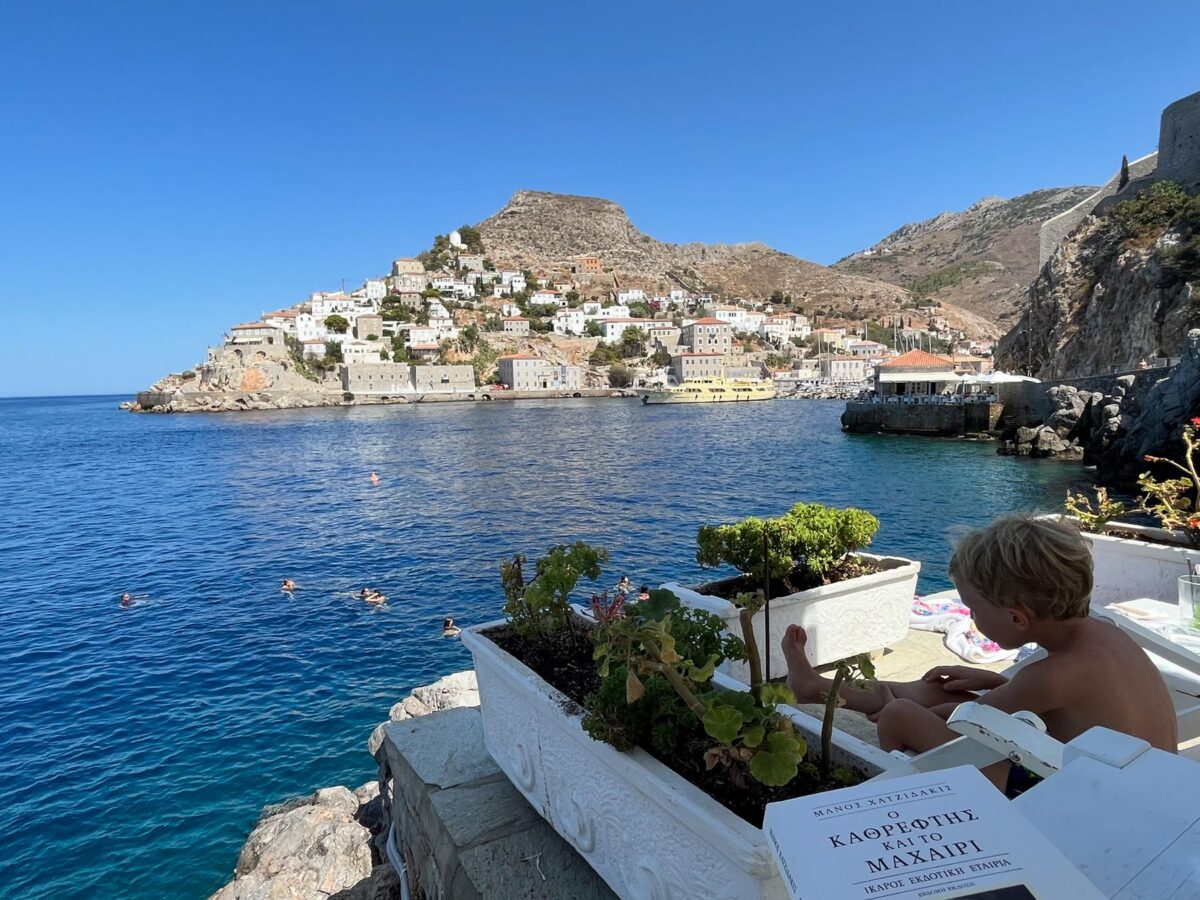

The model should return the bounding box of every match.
[670,353,723,384]
[502,316,530,336]
[682,318,733,356]
[412,365,475,393]
[340,363,415,395]
[392,258,424,276]
[354,314,384,340]
[496,355,581,391]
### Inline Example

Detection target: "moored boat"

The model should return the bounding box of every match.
[640,377,776,404]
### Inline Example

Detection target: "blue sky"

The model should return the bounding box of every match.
[2,1,1197,397]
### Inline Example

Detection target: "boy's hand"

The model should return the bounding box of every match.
[922,665,1007,693]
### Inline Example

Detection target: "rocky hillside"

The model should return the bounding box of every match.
[834,188,1096,326]
[995,181,1200,379]
[476,190,996,337]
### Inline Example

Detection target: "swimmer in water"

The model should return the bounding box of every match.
[365,591,387,605]
[442,617,461,638]
[370,472,381,485]
[616,576,632,594]
[281,579,297,593]
[119,592,148,608]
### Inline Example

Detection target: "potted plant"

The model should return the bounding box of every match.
[462,542,899,900]
[1053,419,1200,606]
[662,502,920,680]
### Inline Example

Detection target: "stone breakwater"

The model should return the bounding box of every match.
[126,388,636,414]
[210,672,481,900]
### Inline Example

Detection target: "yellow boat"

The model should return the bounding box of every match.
[640,377,777,404]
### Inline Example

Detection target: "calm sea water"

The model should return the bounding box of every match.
[0,395,1088,899]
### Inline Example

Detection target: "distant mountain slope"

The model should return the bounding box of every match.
[475,190,996,336]
[832,187,1097,326]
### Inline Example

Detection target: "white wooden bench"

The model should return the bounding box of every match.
[871,702,1200,898]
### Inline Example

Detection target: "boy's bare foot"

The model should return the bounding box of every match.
[782,625,827,704]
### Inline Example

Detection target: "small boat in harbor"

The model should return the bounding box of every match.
[639,377,777,404]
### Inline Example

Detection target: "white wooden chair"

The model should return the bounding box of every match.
[871,702,1200,899]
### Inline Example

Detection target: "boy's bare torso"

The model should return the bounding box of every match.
[1012,618,1178,751]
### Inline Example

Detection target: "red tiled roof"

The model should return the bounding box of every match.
[409,343,439,350]
[498,354,541,360]
[232,323,272,330]
[688,317,729,326]
[878,349,956,369]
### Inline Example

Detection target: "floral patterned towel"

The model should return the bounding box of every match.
[910,595,1020,665]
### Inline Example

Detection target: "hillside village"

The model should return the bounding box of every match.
[145,224,998,409]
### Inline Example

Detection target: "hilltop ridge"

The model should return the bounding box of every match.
[833,186,1097,324]
[476,190,996,336]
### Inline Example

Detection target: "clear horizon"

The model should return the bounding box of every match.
[2,0,1198,397]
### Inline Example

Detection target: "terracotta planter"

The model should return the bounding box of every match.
[662,553,921,682]
[461,620,898,900]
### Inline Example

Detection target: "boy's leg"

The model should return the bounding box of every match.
[875,699,958,752]
[782,625,977,717]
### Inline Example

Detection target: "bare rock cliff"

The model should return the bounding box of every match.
[995,187,1199,379]
[834,187,1097,326]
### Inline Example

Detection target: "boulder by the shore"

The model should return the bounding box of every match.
[211,671,480,900]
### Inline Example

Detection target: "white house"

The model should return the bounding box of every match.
[341,339,388,366]
[509,274,527,293]
[595,304,631,319]
[301,339,326,358]
[296,313,320,342]
[600,318,654,343]
[364,279,387,301]
[846,339,887,358]
[819,354,869,384]
[530,289,566,308]
[499,270,522,285]
[261,309,298,332]
[431,275,458,293]
[400,325,438,347]
[581,300,603,316]
[499,300,522,318]
[617,288,646,303]
[311,295,356,318]
[552,308,586,336]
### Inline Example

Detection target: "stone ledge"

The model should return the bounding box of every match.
[375,706,615,899]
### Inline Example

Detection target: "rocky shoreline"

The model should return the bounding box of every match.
[997,329,1200,484]
[210,672,480,900]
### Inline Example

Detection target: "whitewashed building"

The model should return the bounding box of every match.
[553,308,586,336]
[617,288,645,303]
[503,316,530,336]
[600,318,654,343]
[497,355,582,391]
[364,279,387,301]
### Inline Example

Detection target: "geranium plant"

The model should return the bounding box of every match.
[1063,486,1128,533]
[1139,417,1200,547]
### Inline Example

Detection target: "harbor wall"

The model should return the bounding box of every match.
[841,402,1002,435]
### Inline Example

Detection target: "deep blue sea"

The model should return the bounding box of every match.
[0,395,1089,899]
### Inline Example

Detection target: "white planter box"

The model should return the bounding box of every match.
[462,620,897,900]
[663,553,921,682]
[1037,515,1197,607]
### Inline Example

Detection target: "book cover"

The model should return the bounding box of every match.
[762,765,1103,900]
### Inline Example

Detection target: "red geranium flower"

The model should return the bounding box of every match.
[1192,417,1200,426]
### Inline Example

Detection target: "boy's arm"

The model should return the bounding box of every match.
[972,659,1066,717]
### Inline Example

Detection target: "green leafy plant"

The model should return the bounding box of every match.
[1063,486,1128,533]
[1139,418,1200,547]
[696,502,880,594]
[817,655,875,781]
[502,543,608,637]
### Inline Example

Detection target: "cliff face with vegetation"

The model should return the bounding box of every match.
[477,190,996,336]
[834,187,1096,327]
[995,182,1200,379]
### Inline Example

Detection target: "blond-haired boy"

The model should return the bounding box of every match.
[782,515,1177,794]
